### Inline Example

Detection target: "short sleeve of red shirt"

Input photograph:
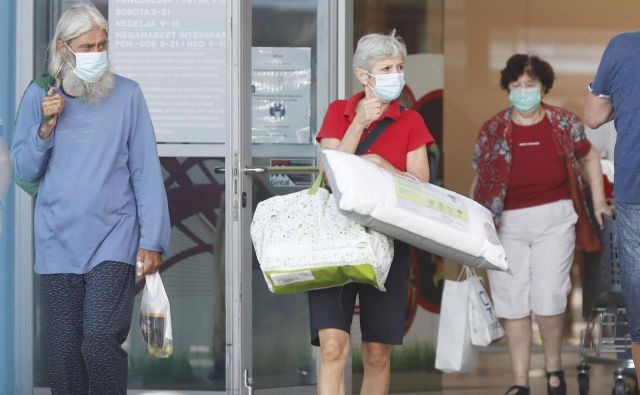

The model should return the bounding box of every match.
[405,111,434,151]
[316,100,347,142]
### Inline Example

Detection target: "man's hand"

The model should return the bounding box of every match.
[136,248,162,276]
[39,88,65,140]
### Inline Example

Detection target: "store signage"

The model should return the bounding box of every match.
[109,0,227,143]
[252,47,311,144]
[269,158,315,188]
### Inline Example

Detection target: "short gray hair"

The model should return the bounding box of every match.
[352,30,407,72]
[48,3,108,81]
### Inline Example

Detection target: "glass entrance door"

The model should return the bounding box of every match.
[226,1,345,393]
[250,2,324,391]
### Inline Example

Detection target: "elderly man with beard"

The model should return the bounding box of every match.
[10,3,170,393]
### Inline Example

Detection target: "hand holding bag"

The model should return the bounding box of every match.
[435,270,479,372]
[466,268,505,346]
[140,271,173,358]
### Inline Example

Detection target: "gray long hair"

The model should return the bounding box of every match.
[47,3,108,83]
[352,30,407,72]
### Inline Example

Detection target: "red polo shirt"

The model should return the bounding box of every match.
[316,91,434,172]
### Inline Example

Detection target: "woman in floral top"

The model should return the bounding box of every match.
[471,54,610,395]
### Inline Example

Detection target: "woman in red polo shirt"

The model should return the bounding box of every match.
[471,54,611,395]
[308,31,433,395]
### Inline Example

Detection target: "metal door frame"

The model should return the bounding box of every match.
[225,0,253,393]
[14,0,35,393]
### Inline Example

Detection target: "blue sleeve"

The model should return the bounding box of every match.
[128,86,171,253]
[589,39,616,98]
[10,83,55,182]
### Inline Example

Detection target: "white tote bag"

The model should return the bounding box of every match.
[466,268,505,347]
[250,175,394,294]
[435,273,479,373]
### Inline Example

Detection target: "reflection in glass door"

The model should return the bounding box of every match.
[229,0,341,393]
[128,157,228,391]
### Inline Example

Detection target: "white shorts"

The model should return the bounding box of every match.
[488,199,578,319]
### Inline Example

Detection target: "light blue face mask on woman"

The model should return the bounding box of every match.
[366,72,405,102]
[509,87,542,113]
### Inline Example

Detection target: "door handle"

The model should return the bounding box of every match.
[214,166,319,174]
[219,159,320,221]
[213,166,266,174]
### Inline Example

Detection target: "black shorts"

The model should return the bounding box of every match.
[307,240,410,346]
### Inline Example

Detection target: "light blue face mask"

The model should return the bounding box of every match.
[509,87,542,113]
[65,42,109,83]
[366,71,405,102]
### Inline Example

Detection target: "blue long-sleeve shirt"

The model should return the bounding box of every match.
[11,75,171,274]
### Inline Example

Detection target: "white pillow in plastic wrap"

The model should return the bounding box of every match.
[322,149,508,271]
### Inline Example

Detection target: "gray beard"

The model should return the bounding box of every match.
[61,65,114,104]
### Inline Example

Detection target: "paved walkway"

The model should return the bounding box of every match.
[394,346,630,395]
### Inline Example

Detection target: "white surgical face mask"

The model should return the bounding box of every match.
[366,71,405,102]
[65,43,109,83]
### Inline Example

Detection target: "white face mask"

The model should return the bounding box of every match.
[366,71,405,102]
[65,43,109,83]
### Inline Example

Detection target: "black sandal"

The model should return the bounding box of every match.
[504,385,530,395]
[546,370,567,395]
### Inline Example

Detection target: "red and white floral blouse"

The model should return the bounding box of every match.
[472,102,591,228]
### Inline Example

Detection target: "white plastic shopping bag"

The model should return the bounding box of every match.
[466,268,505,346]
[140,272,173,358]
[435,273,478,373]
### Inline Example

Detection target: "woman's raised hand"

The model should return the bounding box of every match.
[354,84,383,129]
